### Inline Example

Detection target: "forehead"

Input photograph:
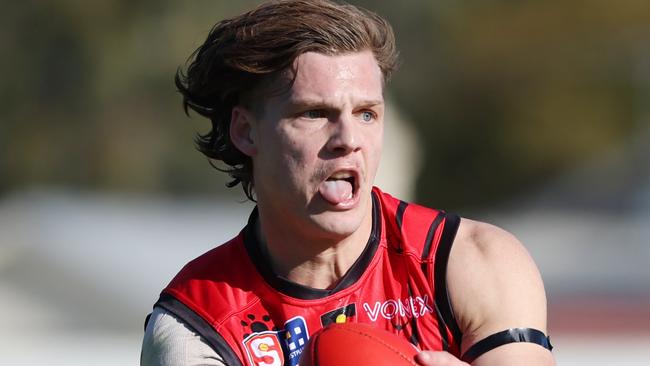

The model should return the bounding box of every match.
[259,51,384,109]
[291,51,383,100]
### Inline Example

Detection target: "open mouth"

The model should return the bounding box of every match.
[318,171,359,206]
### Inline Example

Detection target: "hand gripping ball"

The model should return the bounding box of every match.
[299,322,419,366]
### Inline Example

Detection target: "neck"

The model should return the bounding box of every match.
[256,201,374,290]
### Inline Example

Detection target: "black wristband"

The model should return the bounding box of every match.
[461,327,553,363]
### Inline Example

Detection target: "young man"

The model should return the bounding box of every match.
[141,1,555,365]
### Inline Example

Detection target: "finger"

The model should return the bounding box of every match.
[415,351,470,366]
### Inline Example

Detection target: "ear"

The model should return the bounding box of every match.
[230,106,258,157]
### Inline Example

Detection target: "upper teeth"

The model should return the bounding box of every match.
[330,172,352,180]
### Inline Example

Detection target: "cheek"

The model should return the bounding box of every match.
[366,125,384,166]
[273,133,322,183]
[276,134,306,165]
[375,127,384,156]
[282,124,326,157]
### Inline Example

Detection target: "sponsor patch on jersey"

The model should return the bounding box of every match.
[363,295,434,322]
[279,316,309,366]
[243,316,309,366]
[320,303,357,326]
[243,331,285,366]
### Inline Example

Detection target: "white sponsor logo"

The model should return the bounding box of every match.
[363,295,434,322]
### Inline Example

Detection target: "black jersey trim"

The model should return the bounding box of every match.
[144,312,152,332]
[433,214,463,343]
[395,200,409,253]
[433,300,450,351]
[243,192,381,300]
[154,293,243,366]
[396,200,408,230]
[420,212,445,262]
[461,328,553,363]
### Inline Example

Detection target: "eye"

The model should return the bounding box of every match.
[360,111,376,122]
[302,110,327,119]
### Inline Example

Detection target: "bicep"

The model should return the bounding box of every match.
[141,307,226,366]
[447,220,553,364]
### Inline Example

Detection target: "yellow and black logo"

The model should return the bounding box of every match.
[320,303,357,326]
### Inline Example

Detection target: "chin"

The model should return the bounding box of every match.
[308,196,371,239]
[314,214,362,238]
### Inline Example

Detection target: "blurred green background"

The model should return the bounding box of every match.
[2,1,650,365]
[3,0,648,211]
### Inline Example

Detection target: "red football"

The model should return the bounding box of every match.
[299,322,419,366]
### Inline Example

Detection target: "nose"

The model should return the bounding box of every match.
[326,113,362,155]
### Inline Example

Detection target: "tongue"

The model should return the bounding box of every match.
[319,180,353,205]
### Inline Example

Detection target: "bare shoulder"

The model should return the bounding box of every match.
[447,218,550,360]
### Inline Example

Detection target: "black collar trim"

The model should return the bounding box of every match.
[243,193,381,300]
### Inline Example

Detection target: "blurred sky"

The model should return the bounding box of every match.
[1,1,649,365]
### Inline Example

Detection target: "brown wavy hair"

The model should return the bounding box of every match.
[175,0,398,200]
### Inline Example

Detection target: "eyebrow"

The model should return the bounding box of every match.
[287,98,384,110]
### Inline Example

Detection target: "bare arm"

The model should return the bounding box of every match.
[447,219,555,365]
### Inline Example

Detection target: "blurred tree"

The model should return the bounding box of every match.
[358,0,648,210]
[0,0,253,198]
[1,0,648,210]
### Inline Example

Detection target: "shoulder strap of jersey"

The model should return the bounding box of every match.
[375,188,444,256]
[392,195,463,351]
[432,212,463,345]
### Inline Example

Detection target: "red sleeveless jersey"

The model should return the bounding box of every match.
[154,187,462,366]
